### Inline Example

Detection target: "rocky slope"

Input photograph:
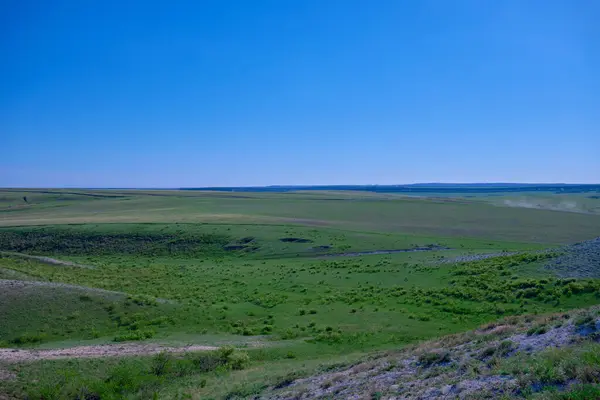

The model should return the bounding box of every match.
[263,308,600,399]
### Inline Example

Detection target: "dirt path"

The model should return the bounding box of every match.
[0,343,219,363]
[0,252,95,269]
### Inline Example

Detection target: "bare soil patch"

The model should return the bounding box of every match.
[0,343,219,363]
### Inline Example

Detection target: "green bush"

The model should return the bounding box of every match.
[10,332,46,345]
[113,329,155,342]
[150,352,171,376]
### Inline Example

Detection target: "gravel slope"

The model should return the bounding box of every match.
[545,237,600,278]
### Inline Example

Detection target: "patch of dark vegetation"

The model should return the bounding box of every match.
[0,228,233,256]
[279,237,313,243]
[224,245,248,251]
[478,340,515,360]
[9,333,46,345]
[527,325,549,336]
[418,350,451,367]
[311,245,332,251]
[113,329,155,342]
[224,236,259,251]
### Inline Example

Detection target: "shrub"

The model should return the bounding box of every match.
[113,329,155,342]
[418,351,451,367]
[10,333,46,345]
[497,340,514,357]
[188,352,222,373]
[227,351,250,370]
[312,331,342,344]
[479,346,496,359]
[526,325,548,336]
[574,314,594,327]
[150,352,171,376]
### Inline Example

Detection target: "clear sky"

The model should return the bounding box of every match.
[1,0,599,187]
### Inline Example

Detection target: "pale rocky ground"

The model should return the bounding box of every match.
[263,311,600,399]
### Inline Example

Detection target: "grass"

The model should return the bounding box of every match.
[2,189,600,244]
[2,233,594,350]
[495,342,600,396]
[0,275,182,346]
[0,189,599,398]
[4,347,250,400]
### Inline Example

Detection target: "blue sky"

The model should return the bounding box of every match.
[1,0,598,187]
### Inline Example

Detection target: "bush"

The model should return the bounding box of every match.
[10,332,46,345]
[418,351,451,367]
[228,351,250,370]
[113,329,155,342]
[150,352,171,376]
[527,326,548,336]
[479,340,514,359]
[574,314,594,327]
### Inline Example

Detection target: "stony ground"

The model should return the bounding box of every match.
[263,309,600,399]
[545,237,600,278]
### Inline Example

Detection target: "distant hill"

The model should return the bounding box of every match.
[181,183,600,194]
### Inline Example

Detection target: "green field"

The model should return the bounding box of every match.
[1,189,599,399]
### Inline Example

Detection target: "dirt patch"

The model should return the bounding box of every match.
[279,238,313,243]
[0,343,219,363]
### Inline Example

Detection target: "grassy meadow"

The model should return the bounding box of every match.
[0,189,599,399]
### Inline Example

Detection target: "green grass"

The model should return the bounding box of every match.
[1,347,250,400]
[2,189,599,244]
[0,226,596,351]
[0,273,184,346]
[495,342,600,397]
[0,189,599,399]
